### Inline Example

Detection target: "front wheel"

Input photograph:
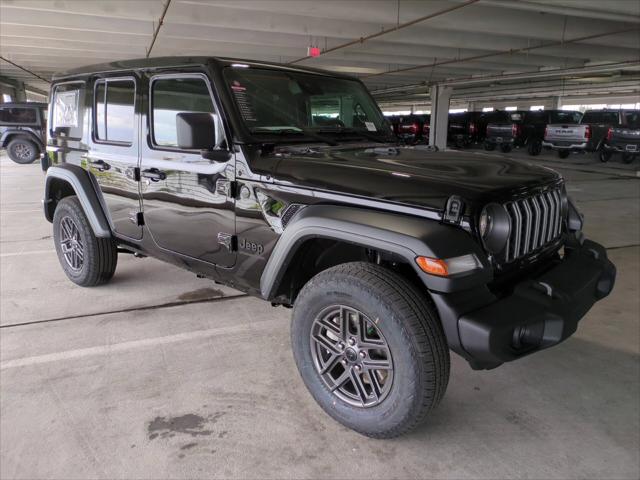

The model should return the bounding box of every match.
[291,262,450,438]
[622,153,636,164]
[53,196,118,286]
[6,138,39,164]
[558,150,571,159]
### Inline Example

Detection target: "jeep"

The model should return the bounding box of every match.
[0,102,48,164]
[42,57,616,438]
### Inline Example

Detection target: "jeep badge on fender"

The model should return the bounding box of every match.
[42,56,616,438]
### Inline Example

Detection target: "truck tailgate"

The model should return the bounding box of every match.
[486,124,513,140]
[544,124,586,144]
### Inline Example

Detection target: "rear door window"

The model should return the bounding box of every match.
[549,111,582,124]
[0,107,38,125]
[94,78,135,144]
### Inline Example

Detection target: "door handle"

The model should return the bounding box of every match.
[141,168,167,182]
[88,159,110,171]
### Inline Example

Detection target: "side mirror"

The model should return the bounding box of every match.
[176,112,228,160]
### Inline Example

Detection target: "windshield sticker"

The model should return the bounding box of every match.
[231,80,257,122]
[364,121,377,132]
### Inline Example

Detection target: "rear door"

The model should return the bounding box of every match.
[139,72,236,267]
[86,76,142,240]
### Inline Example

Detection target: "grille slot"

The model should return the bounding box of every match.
[504,187,563,262]
[281,204,304,228]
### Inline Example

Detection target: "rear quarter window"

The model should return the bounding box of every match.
[624,111,640,128]
[51,82,85,139]
[0,107,38,125]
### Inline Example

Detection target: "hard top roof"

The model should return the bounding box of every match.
[52,56,355,82]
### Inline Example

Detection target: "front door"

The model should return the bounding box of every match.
[140,73,236,267]
[86,75,142,240]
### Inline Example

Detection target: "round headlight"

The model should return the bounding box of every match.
[479,203,511,254]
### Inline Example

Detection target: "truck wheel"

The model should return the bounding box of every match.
[291,262,450,438]
[7,138,39,164]
[484,142,495,151]
[52,196,117,287]
[500,144,512,153]
[599,150,613,163]
[622,153,636,164]
[527,139,542,156]
[558,150,570,159]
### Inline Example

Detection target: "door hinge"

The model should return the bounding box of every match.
[217,233,237,251]
[129,211,144,226]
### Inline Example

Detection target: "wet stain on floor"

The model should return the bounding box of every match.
[147,412,226,440]
[178,287,224,302]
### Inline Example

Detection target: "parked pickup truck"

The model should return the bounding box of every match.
[543,109,623,159]
[601,110,640,163]
[397,114,430,145]
[484,111,526,153]
[487,110,582,156]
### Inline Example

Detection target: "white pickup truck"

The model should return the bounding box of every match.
[543,110,622,159]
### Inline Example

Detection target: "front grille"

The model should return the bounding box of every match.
[504,187,564,263]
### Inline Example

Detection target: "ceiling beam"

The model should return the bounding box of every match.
[287,0,479,64]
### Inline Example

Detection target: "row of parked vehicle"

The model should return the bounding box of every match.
[386,108,640,163]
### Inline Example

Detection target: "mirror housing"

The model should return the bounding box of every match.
[176,112,225,154]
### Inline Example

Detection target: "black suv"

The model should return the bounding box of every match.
[0,102,47,164]
[396,114,430,145]
[42,57,616,438]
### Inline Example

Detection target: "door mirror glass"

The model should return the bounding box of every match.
[176,112,223,150]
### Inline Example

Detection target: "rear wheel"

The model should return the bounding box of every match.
[500,144,512,153]
[527,139,542,156]
[291,262,450,438]
[6,138,39,164]
[622,153,636,164]
[558,150,570,159]
[53,196,117,286]
[599,150,613,163]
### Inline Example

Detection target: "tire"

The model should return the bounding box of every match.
[558,150,570,159]
[6,138,39,164]
[527,139,542,156]
[291,262,450,438]
[500,144,512,153]
[599,150,613,163]
[52,196,117,286]
[484,142,495,151]
[622,153,636,164]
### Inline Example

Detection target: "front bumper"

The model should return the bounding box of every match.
[603,143,639,154]
[434,238,616,369]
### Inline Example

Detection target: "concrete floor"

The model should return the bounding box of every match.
[1,147,638,479]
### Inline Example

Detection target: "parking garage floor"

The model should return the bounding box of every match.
[1,149,638,479]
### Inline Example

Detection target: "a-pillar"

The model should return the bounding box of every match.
[428,84,452,150]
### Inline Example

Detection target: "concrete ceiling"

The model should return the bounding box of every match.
[1,0,639,101]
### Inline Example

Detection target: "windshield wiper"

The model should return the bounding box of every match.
[250,127,338,146]
[315,127,391,144]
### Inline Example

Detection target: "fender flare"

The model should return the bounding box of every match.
[43,164,111,238]
[1,130,44,150]
[260,205,492,299]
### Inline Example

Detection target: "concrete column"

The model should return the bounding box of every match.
[550,96,562,109]
[467,101,476,112]
[428,85,452,150]
[15,82,27,102]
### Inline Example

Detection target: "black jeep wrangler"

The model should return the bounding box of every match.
[42,57,616,438]
[0,102,47,164]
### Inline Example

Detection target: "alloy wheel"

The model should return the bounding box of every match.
[310,305,394,408]
[13,143,33,161]
[59,216,84,271]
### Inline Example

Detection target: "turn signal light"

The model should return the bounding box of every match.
[415,257,449,276]
[606,127,613,141]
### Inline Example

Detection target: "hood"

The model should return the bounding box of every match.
[257,146,562,214]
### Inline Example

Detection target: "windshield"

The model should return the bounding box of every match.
[224,66,390,140]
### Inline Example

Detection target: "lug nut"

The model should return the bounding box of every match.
[359,351,366,358]
[348,338,356,346]
[337,342,345,350]
[341,359,347,366]
[354,365,361,372]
